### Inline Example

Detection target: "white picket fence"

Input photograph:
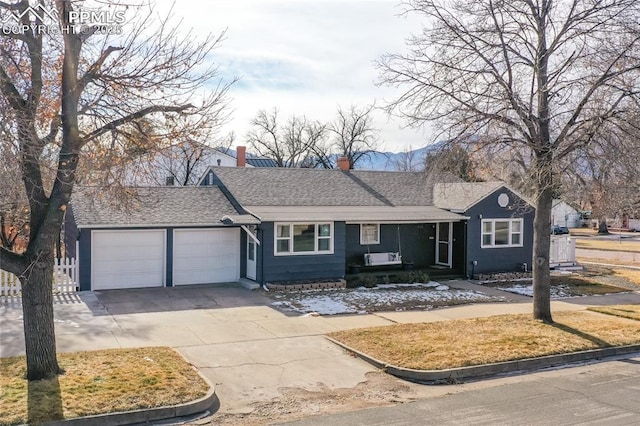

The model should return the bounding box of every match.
[0,258,78,296]
[550,235,576,267]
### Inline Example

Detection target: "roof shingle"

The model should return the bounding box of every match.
[71,186,258,227]
[211,167,435,207]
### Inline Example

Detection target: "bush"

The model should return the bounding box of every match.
[359,275,379,288]
[388,271,430,284]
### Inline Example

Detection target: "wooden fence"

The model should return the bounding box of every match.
[0,257,78,296]
[549,235,577,267]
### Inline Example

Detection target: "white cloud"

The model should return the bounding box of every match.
[154,0,432,151]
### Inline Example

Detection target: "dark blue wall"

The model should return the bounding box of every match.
[78,228,91,291]
[260,221,346,283]
[452,221,466,273]
[64,206,79,258]
[465,187,535,276]
[240,230,247,278]
[345,223,436,269]
[165,229,173,287]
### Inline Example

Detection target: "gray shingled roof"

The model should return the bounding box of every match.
[71,186,258,227]
[211,167,436,207]
[348,170,433,206]
[432,182,505,211]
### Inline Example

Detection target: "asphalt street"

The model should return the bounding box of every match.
[285,356,640,426]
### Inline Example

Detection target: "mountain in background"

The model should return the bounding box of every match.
[226,144,442,171]
[353,145,441,171]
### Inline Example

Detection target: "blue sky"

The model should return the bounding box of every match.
[157,0,428,151]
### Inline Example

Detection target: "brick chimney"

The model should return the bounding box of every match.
[337,156,350,171]
[236,146,246,167]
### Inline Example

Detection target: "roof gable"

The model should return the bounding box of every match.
[433,182,508,211]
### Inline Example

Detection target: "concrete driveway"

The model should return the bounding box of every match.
[0,284,391,414]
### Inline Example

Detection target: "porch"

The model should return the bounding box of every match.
[345,264,462,287]
[345,222,466,274]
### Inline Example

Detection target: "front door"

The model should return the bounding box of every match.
[435,222,452,267]
[246,234,257,281]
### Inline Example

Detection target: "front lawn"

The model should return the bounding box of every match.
[482,274,629,298]
[588,305,640,321]
[0,347,209,426]
[269,282,504,315]
[328,311,640,371]
[575,239,640,253]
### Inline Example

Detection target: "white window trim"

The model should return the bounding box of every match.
[360,223,380,245]
[274,222,334,256]
[481,218,524,248]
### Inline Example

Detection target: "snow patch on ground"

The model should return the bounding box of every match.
[494,284,575,298]
[270,282,498,315]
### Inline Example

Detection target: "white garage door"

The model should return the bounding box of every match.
[173,228,240,285]
[92,230,165,290]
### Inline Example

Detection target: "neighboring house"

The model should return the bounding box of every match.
[551,199,580,228]
[65,163,535,291]
[126,145,277,187]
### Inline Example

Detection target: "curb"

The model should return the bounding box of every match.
[326,337,640,383]
[44,353,217,426]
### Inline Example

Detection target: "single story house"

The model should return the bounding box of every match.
[65,164,535,291]
[551,199,581,228]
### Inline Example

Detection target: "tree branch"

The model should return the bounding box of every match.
[0,246,26,276]
[80,104,194,144]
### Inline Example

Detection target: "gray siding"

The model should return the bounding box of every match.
[464,188,534,276]
[345,223,435,269]
[260,221,346,283]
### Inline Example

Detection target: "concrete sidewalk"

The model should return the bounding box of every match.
[2,282,639,415]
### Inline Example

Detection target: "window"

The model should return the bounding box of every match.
[275,223,333,255]
[360,224,380,245]
[481,219,524,248]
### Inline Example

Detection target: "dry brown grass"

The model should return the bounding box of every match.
[578,258,640,268]
[569,228,598,236]
[588,305,640,321]
[575,239,640,252]
[0,347,208,426]
[612,269,640,286]
[328,311,640,371]
[549,275,629,295]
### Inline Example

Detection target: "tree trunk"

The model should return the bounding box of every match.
[20,256,62,380]
[597,217,609,234]
[532,188,554,323]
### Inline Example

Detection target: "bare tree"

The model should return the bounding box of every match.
[329,104,379,169]
[246,108,328,167]
[389,145,423,172]
[0,141,29,252]
[562,125,640,233]
[423,144,482,181]
[378,0,640,322]
[0,0,232,380]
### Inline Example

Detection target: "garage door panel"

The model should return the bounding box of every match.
[92,230,165,290]
[173,228,240,285]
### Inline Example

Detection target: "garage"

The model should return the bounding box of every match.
[173,228,240,285]
[91,230,166,290]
